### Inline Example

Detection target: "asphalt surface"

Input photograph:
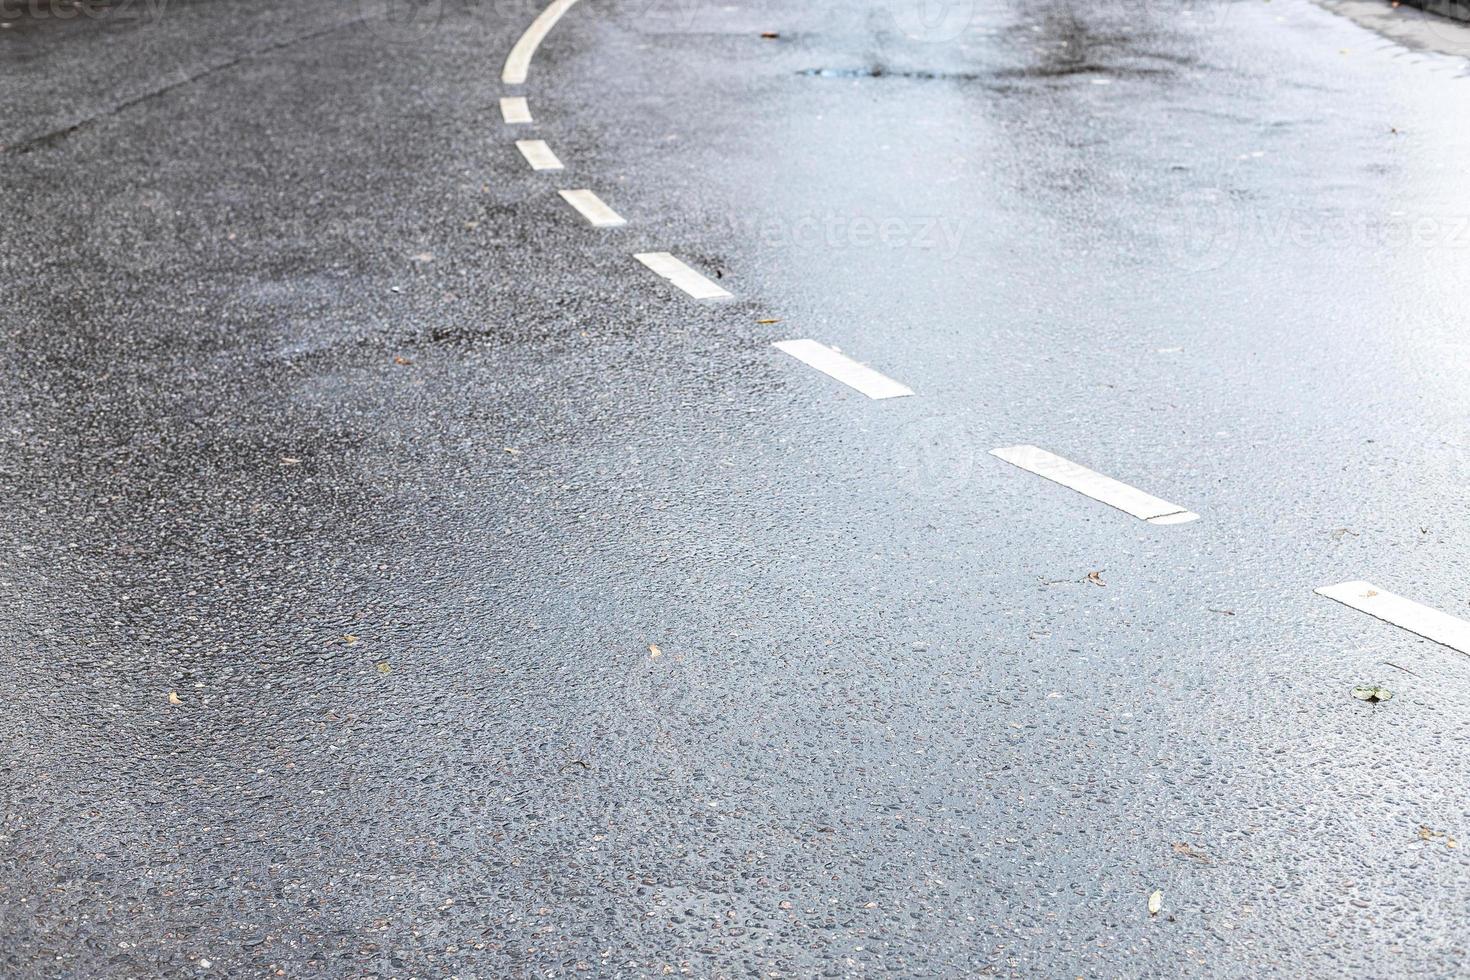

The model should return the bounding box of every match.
[4,0,1470,976]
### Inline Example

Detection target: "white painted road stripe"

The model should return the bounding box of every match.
[1316,581,1470,654]
[558,189,626,227]
[773,339,913,399]
[989,445,1199,524]
[500,96,532,124]
[516,139,563,171]
[503,0,582,84]
[633,252,731,299]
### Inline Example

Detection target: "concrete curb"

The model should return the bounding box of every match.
[1397,0,1470,23]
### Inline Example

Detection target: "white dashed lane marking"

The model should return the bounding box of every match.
[633,252,731,299]
[558,189,626,227]
[773,339,913,399]
[1316,581,1470,654]
[503,0,583,85]
[500,96,532,124]
[516,139,563,171]
[989,445,1200,524]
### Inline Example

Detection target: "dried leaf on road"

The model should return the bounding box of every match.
[376,661,392,675]
[343,634,360,646]
[1148,890,1163,916]
[1172,842,1211,864]
[167,691,182,706]
[1418,826,1459,848]
[648,644,663,659]
[1086,570,1105,587]
[1352,685,1392,703]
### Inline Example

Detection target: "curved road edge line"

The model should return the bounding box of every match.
[502,0,584,84]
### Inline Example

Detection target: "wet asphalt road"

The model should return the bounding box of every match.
[4,0,1470,976]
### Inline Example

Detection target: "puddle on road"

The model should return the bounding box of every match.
[797,66,983,80]
[797,64,1170,81]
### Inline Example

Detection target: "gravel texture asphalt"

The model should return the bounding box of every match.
[3,0,1470,976]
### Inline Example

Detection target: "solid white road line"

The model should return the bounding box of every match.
[558,189,626,227]
[989,445,1199,524]
[515,139,563,171]
[1315,581,1470,654]
[633,252,731,299]
[500,96,532,124]
[773,339,913,399]
[503,0,582,84]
